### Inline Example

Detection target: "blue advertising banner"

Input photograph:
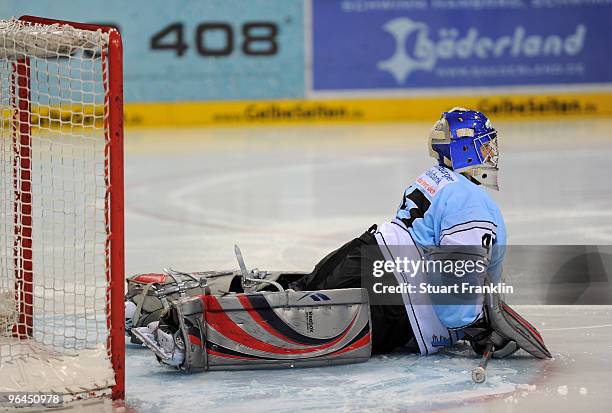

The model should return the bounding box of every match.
[312,0,612,91]
[1,0,305,102]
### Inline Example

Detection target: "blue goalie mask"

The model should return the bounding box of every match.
[428,107,499,190]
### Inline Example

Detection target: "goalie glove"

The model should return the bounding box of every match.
[463,292,551,359]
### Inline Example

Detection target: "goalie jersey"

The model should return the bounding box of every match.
[374,165,507,355]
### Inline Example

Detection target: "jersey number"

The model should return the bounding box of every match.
[481,233,493,254]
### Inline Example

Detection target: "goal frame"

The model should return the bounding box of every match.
[10,15,125,400]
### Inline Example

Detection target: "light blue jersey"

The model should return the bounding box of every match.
[397,165,506,279]
[375,165,506,354]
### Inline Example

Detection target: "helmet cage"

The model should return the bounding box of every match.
[474,131,499,168]
[449,130,498,172]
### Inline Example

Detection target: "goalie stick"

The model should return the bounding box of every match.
[471,343,493,384]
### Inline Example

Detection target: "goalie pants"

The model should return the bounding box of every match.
[290,226,415,354]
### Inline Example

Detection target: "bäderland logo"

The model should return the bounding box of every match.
[377,17,587,84]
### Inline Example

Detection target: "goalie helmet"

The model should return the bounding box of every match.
[429,107,499,190]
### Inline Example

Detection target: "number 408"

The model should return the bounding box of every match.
[150,22,278,57]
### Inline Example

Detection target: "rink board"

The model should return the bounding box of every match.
[123,91,612,128]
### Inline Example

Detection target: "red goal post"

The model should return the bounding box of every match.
[1,16,124,400]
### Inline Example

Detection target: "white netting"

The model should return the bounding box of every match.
[0,18,115,395]
[0,18,108,59]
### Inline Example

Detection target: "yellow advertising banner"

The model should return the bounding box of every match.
[124,92,612,128]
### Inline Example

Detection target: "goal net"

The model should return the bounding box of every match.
[0,17,124,400]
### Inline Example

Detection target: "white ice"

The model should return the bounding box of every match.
[124,119,612,412]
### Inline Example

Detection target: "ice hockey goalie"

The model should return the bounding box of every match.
[126,108,551,380]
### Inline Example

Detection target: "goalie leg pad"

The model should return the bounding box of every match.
[136,288,372,372]
[464,293,551,359]
[469,293,552,359]
[489,296,551,359]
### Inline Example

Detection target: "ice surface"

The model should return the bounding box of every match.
[124,119,612,412]
[126,342,533,412]
[125,306,612,412]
